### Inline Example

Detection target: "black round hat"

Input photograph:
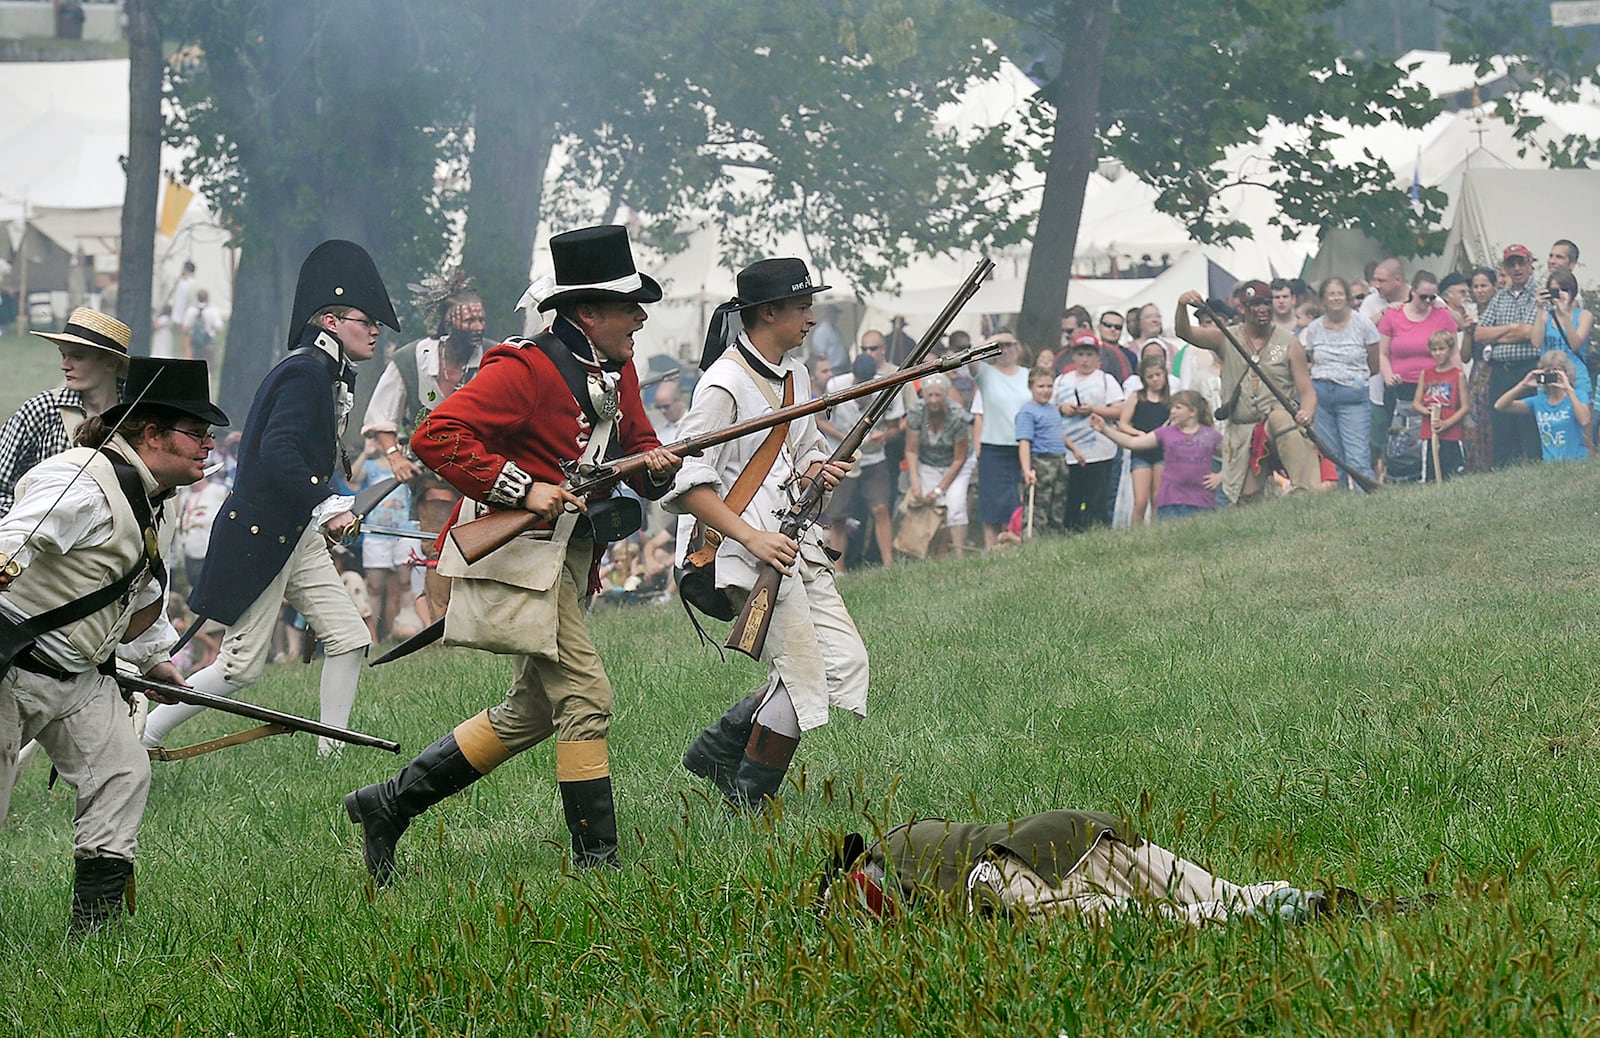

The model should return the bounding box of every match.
[101,357,230,428]
[730,258,831,310]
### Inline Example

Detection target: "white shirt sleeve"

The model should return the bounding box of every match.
[0,462,114,568]
[361,360,408,435]
[660,386,738,513]
[116,572,178,673]
[311,494,356,526]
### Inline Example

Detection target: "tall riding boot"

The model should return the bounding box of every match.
[559,776,620,869]
[730,725,800,812]
[682,693,761,799]
[69,856,134,935]
[344,732,484,885]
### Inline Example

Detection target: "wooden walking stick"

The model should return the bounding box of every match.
[1025,482,1036,540]
[1429,404,1443,484]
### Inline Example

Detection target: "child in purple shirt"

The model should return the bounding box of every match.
[1091,390,1222,518]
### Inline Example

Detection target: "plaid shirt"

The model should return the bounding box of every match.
[1479,284,1540,364]
[0,387,84,516]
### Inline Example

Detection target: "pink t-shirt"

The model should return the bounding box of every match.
[1377,305,1458,385]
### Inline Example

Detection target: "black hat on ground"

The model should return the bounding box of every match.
[532,225,663,313]
[286,240,400,348]
[102,357,230,428]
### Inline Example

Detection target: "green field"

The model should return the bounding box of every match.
[6,464,1600,1035]
[0,331,65,417]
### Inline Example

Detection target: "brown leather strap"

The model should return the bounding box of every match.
[687,373,794,566]
[146,723,294,761]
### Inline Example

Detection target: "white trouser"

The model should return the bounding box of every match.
[729,540,869,733]
[1,667,150,861]
[144,523,369,749]
[993,835,1290,924]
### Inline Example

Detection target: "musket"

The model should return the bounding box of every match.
[724,257,994,660]
[118,672,401,755]
[368,343,1000,669]
[448,343,999,566]
[1196,301,1381,494]
[170,474,407,655]
[639,366,682,390]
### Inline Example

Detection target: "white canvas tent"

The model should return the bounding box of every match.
[1441,168,1600,282]
[0,59,233,317]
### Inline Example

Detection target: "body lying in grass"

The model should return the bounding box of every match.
[820,810,1432,924]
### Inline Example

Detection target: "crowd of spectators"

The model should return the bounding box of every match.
[593,237,1598,598]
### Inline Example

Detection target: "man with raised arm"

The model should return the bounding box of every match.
[1174,282,1320,502]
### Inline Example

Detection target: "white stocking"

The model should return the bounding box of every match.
[140,663,238,747]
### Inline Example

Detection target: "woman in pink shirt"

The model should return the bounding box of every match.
[1376,270,1458,461]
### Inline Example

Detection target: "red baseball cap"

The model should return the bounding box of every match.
[1071,332,1102,351]
[1503,244,1533,262]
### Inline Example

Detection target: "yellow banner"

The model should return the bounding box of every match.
[158,178,195,238]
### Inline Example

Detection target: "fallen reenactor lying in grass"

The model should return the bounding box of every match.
[818,811,1434,923]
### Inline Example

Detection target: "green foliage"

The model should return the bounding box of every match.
[9,463,1600,1033]
[1445,0,1600,170]
[997,0,1448,258]
[546,0,1033,293]
[161,0,466,280]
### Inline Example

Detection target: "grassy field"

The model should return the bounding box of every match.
[6,462,1600,1035]
[0,332,66,418]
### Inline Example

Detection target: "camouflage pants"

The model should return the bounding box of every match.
[1028,453,1070,534]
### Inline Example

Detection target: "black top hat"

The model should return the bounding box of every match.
[730,258,831,311]
[536,225,663,313]
[102,357,230,428]
[286,240,400,348]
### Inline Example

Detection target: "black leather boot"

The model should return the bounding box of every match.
[559,776,620,868]
[682,693,761,799]
[344,732,484,885]
[730,725,799,812]
[69,856,134,935]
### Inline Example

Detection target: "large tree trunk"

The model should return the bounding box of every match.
[461,3,563,333]
[1016,0,1114,355]
[118,0,162,357]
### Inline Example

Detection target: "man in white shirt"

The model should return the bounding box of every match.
[0,356,226,933]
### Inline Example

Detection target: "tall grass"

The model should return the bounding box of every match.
[5,463,1600,1035]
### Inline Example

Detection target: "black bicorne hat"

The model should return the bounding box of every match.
[102,357,230,428]
[533,225,663,313]
[286,240,400,348]
[700,257,832,369]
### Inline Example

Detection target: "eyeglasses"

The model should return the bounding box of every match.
[861,344,883,353]
[164,426,215,446]
[1416,293,1436,302]
[340,314,382,332]
[1100,321,1124,332]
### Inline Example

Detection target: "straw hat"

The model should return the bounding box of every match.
[30,307,131,365]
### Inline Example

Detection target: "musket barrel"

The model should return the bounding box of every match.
[117,674,402,752]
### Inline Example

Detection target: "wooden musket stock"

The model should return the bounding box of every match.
[449,344,998,566]
[725,257,995,659]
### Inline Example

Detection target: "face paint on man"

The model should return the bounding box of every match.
[447,299,486,349]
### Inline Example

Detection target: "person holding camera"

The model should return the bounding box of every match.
[1530,270,1593,407]
[1493,350,1591,462]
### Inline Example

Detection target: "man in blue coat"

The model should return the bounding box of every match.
[143,240,400,756]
